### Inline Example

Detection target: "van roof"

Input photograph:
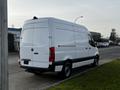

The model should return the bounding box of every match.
[24,17,89,32]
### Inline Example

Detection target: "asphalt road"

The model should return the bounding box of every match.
[9,46,120,90]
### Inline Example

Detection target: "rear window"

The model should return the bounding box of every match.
[33,28,49,46]
[21,29,34,44]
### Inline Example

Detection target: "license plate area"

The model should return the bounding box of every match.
[22,59,31,65]
[24,60,29,64]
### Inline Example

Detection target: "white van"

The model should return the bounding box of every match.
[20,17,99,78]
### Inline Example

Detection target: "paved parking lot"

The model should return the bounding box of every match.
[9,46,120,90]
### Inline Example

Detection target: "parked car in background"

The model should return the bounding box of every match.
[118,42,120,46]
[97,38,110,48]
[97,42,109,47]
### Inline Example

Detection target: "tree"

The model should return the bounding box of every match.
[109,28,117,42]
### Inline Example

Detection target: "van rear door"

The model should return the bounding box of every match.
[32,23,49,68]
[20,25,34,62]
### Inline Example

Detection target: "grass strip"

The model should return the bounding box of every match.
[48,59,120,90]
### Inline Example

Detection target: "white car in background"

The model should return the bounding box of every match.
[118,42,120,46]
[97,42,109,47]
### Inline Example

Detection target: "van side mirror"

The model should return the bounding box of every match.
[89,40,97,47]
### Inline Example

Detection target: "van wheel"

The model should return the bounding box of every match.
[61,61,72,78]
[92,56,99,66]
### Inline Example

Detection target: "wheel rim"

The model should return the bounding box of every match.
[95,58,98,65]
[65,64,71,77]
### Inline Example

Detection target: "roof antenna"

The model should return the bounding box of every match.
[33,16,38,19]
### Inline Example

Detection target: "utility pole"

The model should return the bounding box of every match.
[0,0,8,90]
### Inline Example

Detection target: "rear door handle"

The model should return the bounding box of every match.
[34,52,39,54]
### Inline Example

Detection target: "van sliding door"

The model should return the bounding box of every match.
[75,31,89,59]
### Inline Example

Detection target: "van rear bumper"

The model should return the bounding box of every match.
[20,65,55,72]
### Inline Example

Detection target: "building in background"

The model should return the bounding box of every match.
[91,31,110,47]
[90,32,101,42]
[8,28,22,52]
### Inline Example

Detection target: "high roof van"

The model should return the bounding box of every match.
[19,17,99,78]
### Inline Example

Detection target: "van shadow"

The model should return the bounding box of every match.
[31,64,94,81]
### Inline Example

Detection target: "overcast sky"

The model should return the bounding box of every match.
[8,0,120,37]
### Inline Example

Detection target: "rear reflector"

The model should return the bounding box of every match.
[49,47,55,63]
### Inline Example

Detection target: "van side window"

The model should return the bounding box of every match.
[88,34,96,47]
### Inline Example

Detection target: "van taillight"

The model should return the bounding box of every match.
[49,47,55,62]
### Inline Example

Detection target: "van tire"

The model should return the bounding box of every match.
[92,55,99,66]
[61,61,72,78]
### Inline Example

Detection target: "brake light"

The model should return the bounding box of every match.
[49,47,55,62]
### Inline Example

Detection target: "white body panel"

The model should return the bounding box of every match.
[20,19,50,68]
[20,17,99,72]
